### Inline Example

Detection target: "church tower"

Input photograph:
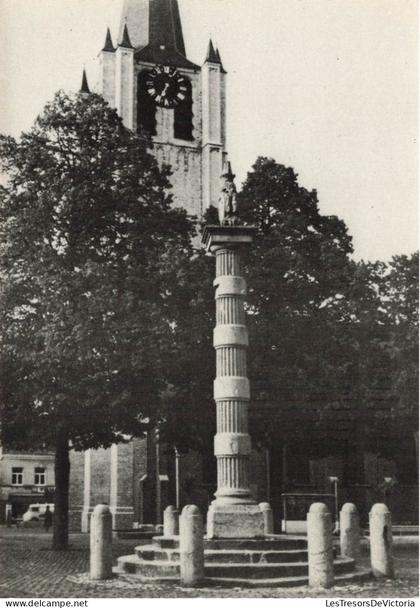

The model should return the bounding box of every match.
[69,0,229,532]
[98,0,228,217]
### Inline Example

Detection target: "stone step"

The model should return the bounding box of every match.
[204,569,371,588]
[117,555,179,577]
[114,565,370,589]
[152,535,307,551]
[153,536,179,549]
[113,565,178,584]
[362,525,419,537]
[392,525,418,536]
[136,545,310,564]
[204,557,354,580]
[118,553,354,580]
[207,537,308,551]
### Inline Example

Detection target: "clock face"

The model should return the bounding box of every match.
[146,65,188,108]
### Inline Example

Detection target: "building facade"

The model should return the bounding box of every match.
[0,446,55,523]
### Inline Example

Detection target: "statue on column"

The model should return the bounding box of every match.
[218,162,239,226]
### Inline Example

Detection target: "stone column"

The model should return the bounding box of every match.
[369,503,394,578]
[163,505,179,536]
[90,504,113,580]
[259,502,274,535]
[340,503,360,559]
[307,502,334,588]
[203,225,265,539]
[179,505,205,587]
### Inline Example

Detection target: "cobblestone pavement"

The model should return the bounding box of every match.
[0,527,418,598]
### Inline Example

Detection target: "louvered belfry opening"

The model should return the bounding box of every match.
[174,77,194,141]
[137,71,157,136]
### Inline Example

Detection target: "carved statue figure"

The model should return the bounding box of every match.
[218,162,239,226]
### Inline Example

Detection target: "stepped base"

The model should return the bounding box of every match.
[115,535,371,588]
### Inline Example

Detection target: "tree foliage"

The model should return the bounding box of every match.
[236,158,355,444]
[0,91,195,546]
[161,157,418,464]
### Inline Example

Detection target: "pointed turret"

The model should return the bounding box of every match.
[80,69,90,94]
[102,27,115,52]
[215,48,227,73]
[100,27,117,108]
[222,161,235,181]
[119,23,134,49]
[205,39,218,63]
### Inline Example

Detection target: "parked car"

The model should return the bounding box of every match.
[22,503,55,522]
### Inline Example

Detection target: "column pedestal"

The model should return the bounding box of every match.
[207,502,264,538]
[203,225,265,539]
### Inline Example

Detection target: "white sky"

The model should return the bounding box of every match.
[0,0,417,261]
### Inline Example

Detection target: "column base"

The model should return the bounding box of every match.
[207,500,265,539]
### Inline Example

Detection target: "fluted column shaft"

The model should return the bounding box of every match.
[203,225,264,538]
[213,246,252,504]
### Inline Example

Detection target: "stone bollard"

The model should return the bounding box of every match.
[259,502,274,535]
[369,503,394,578]
[163,505,179,536]
[90,504,113,580]
[179,505,204,587]
[307,502,334,588]
[340,503,360,559]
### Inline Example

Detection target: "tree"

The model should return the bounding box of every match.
[352,254,419,440]
[382,253,418,428]
[158,251,215,454]
[236,158,355,449]
[156,158,359,487]
[148,156,418,497]
[159,157,358,455]
[0,91,195,549]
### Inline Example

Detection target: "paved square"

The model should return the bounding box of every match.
[0,528,417,598]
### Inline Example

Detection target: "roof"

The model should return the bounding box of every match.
[205,39,218,63]
[135,44,199,70]
[102,27,115,52]
[149,0,185,55]
[119,0,199,69]
[120,23,134,49]
[80,70,90,94]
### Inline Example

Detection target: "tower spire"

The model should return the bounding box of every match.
[102,27,115,52]
[118,0,186,54]
[222,161,235,181]
[120,23,134,49]
[205,39,218,63]
[80,69,90,94]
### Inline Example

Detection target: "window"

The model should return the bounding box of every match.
[34,467,46,486]
[11,467,23,486]
[174,77,194,141]
[137,71,157,136]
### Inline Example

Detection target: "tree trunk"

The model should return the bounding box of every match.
[52,427,70,550]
